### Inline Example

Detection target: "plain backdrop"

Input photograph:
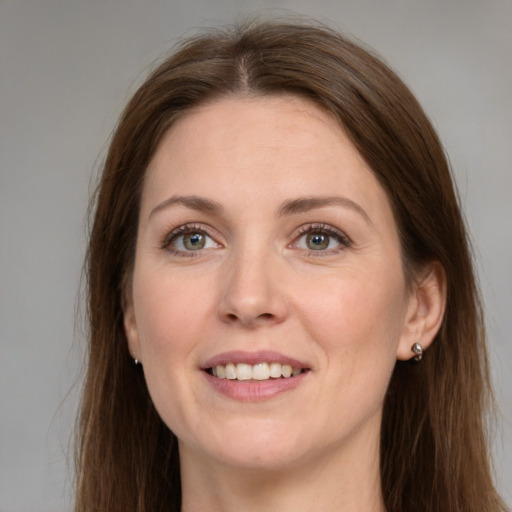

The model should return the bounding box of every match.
[1,1,511,510]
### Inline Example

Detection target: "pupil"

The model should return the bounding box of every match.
[184,233,204,250]
[307,233,328,250]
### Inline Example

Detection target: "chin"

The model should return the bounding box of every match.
[179,419,316,472]
[205,445,308,472]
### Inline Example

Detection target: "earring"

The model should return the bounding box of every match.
[134,359,140,365]
[411,342,423,362]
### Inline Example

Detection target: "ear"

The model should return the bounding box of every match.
[396,262,447,361]
[123,289,142,363]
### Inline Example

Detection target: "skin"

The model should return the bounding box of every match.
[124,95,445,512]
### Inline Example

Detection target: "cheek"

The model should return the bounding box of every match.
[296,265,407,402]
[131,271,207,425]
[301,274,405,426]
[132,270,211,361]
[298,268,407,348]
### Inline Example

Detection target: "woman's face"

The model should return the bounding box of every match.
[125,95,419,471]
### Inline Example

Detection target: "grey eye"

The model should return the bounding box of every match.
[172,231,218,251]
[183,232,206,250]
[306,233,329,250]
[295,231,342,251]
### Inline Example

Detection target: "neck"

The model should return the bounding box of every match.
[179,426,385,512]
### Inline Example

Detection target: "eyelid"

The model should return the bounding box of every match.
[290,223,352,253]
[161,223,223,253]
[160,221,351,257]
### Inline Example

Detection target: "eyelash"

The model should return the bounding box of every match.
[161,222,352,257]
[291,223,352,256]
[161,224,218,257]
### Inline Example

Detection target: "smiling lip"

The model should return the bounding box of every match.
[201,350,311,402]
[203,370,308,402]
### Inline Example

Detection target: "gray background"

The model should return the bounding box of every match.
[1,1,510,510]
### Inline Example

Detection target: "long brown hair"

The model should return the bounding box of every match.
[76,20,507,511]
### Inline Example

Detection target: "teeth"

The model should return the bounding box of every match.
[269,362,282,378]
[225,363,237,380]
[211,362,304,381]
[252,363,270,380]
[281,365,292,378]
[236,363,252,380]
[216,364,226,379]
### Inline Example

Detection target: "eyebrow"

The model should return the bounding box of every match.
[149,194,372,226]
[149,195,223,219]
[278,196,372,226]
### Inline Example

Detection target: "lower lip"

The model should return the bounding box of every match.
[203,371,308,402]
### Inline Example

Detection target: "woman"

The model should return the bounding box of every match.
[75,20,507,512]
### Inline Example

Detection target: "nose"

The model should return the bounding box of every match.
[217,245,289,328]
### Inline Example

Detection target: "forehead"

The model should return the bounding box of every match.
[142,95,394,227]
[149,94,361,169]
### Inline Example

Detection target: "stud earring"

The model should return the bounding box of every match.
[411,342,423,362]
[134,358,140,365]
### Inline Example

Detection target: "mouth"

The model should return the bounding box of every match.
[201,351,311,399]
[206,362,308,381]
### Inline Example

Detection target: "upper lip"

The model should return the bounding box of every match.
[201,350,310,370]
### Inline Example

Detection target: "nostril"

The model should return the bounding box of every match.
[224,311,274,324]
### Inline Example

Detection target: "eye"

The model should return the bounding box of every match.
[303,233,331,250]
[164,225,220,254]
[292,224,351,254]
